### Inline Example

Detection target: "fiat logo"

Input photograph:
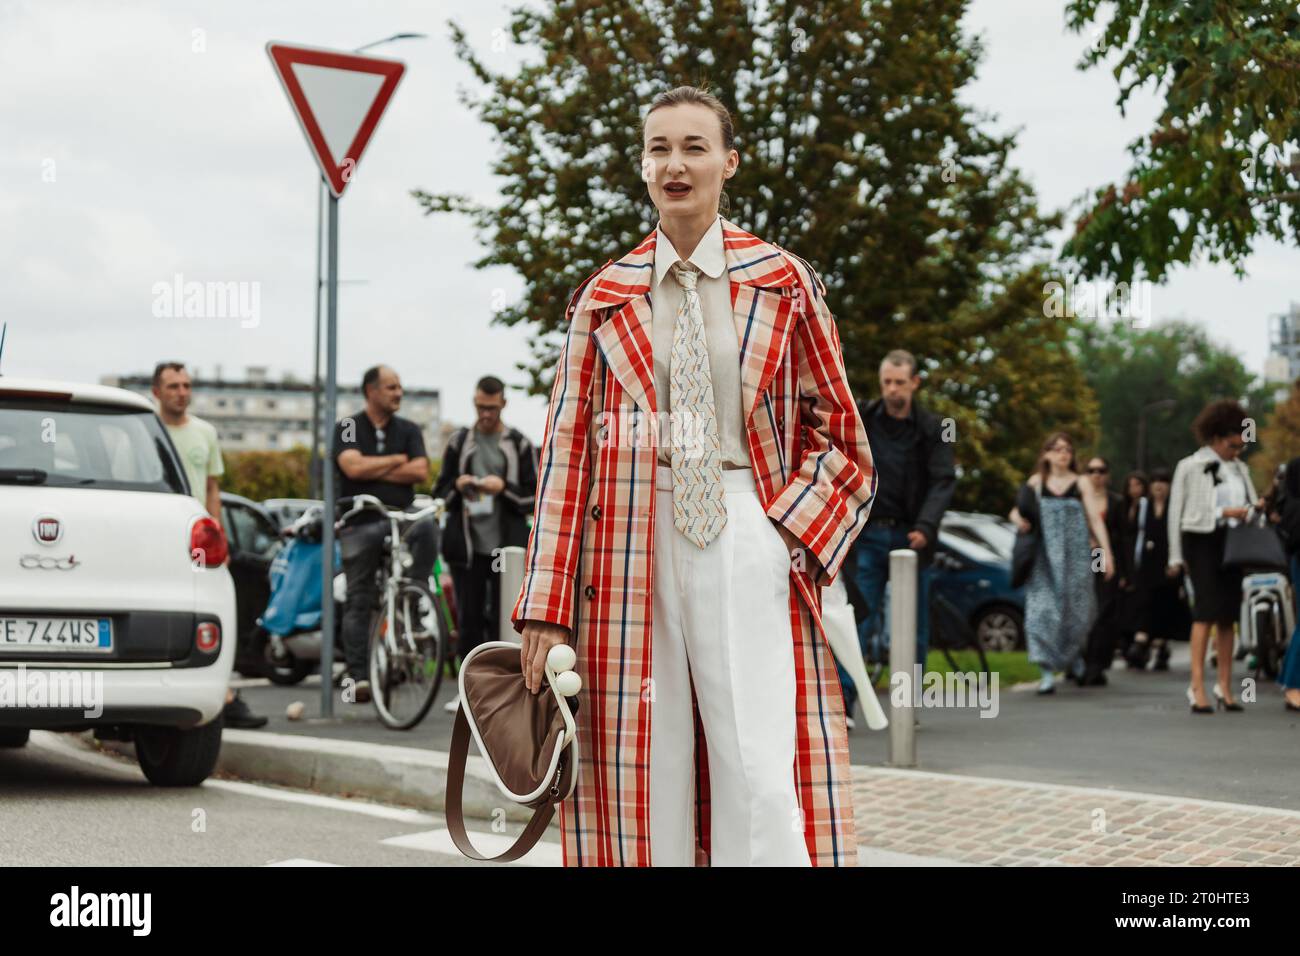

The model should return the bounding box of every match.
[32,515,62,545]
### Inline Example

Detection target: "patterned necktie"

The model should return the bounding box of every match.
[669,263,726,548]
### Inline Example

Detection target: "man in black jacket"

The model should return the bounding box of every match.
[840,350,956,720]
[433,376,537,682]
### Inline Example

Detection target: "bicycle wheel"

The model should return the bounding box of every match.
[933,592,990,676]
[369,580,448,730]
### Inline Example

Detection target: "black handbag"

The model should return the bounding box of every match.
[1216,463,1285,571]
[1011,482,1041,589]
[1222,514,1287,571]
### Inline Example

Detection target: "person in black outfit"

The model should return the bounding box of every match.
[1080,454,1128,685]
[333,365,438,701]
[433,376,537,671]
[1116,470,1149,664]
[838,349,956,721]
[1123,467,1188,670]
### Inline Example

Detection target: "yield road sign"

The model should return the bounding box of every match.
[266,42,405,198]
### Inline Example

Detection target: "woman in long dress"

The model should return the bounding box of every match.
[1011,432,1115,694]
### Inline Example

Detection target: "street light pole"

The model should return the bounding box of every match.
[313,31,425,717]
[1137,399,1178,473]
[309,180,324,499]
[308,32,426,503]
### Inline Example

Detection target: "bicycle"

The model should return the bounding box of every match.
[859,586,991,687]
[336,494,451,730]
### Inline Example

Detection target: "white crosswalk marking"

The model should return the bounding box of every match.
[264,858,343,866]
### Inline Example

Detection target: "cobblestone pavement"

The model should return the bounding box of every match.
[852,767,1300,866]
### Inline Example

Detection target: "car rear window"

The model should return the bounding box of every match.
[0,399,187,494]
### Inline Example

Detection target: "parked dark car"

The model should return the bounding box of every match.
[219,492,283,677]
[843,513,1026,653]
[931,529,1025,652]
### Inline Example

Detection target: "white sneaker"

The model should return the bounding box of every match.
[443,695,461,713]
[845,715,856,730]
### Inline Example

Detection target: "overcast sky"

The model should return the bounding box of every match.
[3,0,1294,443]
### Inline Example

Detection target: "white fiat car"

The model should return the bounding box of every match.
[0,377,235,785]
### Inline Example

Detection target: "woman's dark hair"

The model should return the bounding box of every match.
[1123,470,1149,520]
[1037,431,1079,484]
[1148,466,1173,484]
[642,85,736,213]
[1192,398,1249,445]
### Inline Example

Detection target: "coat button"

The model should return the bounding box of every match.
[591,505,601,521]
[584,585,596,600]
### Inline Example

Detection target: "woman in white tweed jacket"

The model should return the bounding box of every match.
[1167,399,1261,713]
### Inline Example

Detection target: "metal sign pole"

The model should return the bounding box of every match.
[309,180,324,499]
[320,192,340,718]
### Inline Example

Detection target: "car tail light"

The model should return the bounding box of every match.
[195,621,221,654]
[190,516,228,568]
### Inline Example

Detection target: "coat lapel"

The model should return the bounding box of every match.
[583,219,803,423]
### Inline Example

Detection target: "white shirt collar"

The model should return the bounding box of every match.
[653,216,726,287]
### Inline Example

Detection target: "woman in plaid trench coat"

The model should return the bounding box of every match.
[512,87,876,866]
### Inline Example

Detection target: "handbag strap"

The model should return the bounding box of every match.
[444,703,560,863]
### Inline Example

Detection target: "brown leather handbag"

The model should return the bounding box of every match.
[445,641,580,862]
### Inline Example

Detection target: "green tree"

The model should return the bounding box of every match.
[415,0,1098,514]
[1070,318,1274,479]
[1063,0,1300,281]
[1255,380,1300,489]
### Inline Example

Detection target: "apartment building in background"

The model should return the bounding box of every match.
[103,365,444,458]
[1266,302,1300,400]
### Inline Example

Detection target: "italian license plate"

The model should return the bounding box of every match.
[0,616,112,652]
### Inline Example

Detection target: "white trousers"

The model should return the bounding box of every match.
[648,465,811,867]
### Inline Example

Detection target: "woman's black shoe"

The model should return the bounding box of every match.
[1285,700,1300,713]
[1187,687,1213,714]
[1125,642,1151,670]
[1212,686,1243,712]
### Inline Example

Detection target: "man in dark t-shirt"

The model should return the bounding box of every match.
[332,365,437,700]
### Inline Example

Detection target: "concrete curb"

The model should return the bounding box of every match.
[85,729,542,826]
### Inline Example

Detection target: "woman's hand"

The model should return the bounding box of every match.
[1223,506,1249,520]
[1009,506,1030,532]
[776,523,825,585]
[1102,550,1116,582]
[1166,562,1183,579]
[520,620,571,694]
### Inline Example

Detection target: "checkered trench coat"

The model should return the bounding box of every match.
[511,219,876,866]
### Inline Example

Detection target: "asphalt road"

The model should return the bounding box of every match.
[233,642,1300,811]
[0,732,561,867]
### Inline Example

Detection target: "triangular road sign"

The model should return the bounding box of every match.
[267,42,406,198]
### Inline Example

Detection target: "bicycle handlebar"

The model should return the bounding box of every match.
[334,494,444,530]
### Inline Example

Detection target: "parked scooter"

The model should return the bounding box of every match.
[256,506,345,686]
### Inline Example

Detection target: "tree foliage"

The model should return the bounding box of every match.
[1070,317,1274,480]
[1255,380,1300,489]
[415,0,1099,513]
[1063,0,1300,281]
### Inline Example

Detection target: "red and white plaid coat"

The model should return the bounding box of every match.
[511,219,876,866]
